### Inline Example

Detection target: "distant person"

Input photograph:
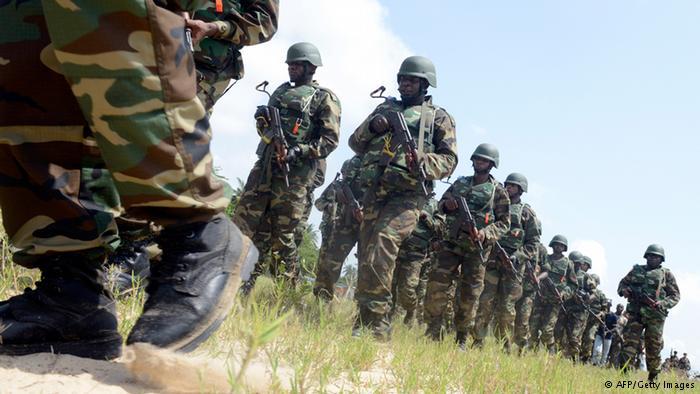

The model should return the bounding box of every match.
[618,244,680,381]
[591,301,617,366]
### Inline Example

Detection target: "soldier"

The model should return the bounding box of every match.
[529,235,578,353]
[424,144,510,348]
[313,155,364,300]
[580,271,608,362]
[189,0,279,110]
[233,42,341,284]
[618,244,680,382]
[0,1,256,359]
[608,303,628,368]
[472,173,541,350]
[514,242,546,351]
[561,252,595,360]
[390,197,444,326]
[350,56,458,340]
[678,353,691,376]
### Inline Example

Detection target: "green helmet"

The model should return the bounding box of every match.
[549,234,568,251]
[505,172,528,193]
[643,244,665,262]
[582,255,592,268]
[286,42,323,67]
[397,56,437,88]
[471,143,500,168]
[590,273,600,285]
[340,155,362,178]
[568,250,584,264]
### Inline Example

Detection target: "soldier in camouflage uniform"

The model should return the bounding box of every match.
[190,0,279,110]
[390,197,444,325]
[313,155,364,300]
[0,0,257,360]
[514,242,546,351]
[472,172,541,350]
[529,235,578,353]
[580,271,608,362]
[424,144,510,348]
[561,252,596,360]
[350,56,458,340]
[618,244,680,382]
[233,42,341,284]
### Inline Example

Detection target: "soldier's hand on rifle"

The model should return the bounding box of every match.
[255,106,270,131]
[185,19,217,44]
[369,113,390,134]
[443,198,458,212]
[476,229,486,243]
[352,207,364,223]
[285,146,302,163]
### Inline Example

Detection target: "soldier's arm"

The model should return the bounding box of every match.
[297,91,341,159]
[661,270,681,310]
[348,108,382,154]
[314,181,337,211]
[517,206,542,261]
[437,182,459,213]
[481,184,510,242]
[617,268,635,297]
[422,109,458,180]
[206,0,279,45]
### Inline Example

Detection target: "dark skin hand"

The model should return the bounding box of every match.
[186,19,218,45]
[444,158,494,243]
[288,61,315,85]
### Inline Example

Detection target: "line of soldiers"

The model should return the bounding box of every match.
[662,350,693,377]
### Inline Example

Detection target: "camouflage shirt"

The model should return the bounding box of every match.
[440,175,511,250]
[618,264,680,319]
[498,200,541,262]
[193,0,279,79]
[541,254,578,302]
[349,96,457,197]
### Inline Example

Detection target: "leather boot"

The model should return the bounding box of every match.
[126,214,257,352]
[456,331,469,351]
[0,252,121,360]
[108,238,151,292]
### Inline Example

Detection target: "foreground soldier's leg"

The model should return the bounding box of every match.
[514,291,536,350]
[423,250,461,340]
[493,274,523,350]
[472,263,500,345]
[39,0,257,351]
[313,219,360,300]
[454,250,487,347]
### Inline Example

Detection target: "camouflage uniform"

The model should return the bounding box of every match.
[472,201,541,348]
[313,156,364,299]
[514,243,547,350]
[233,80,341,282]
[424,175,510,341]
[529,255,578,352]
[580,285,608,361]
[350,95,457,339]
[608,311,628,367]
[390,198,443,324]
[561,268,596,360]
[193,0,279,110]
[618,264,680,377]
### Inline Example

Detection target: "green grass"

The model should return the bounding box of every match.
[0,234,695,392]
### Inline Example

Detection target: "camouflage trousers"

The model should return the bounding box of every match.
[621,311,665,375]
[196,68,235,112]
[313,210,360,300]
[608,333,624,368]
[233,163,310,283]
[354,194,423,339]
[414,255,433,324]
[0,0,227,266]
[472,261,524,348]
[390,233,431,323]
[580,315,599,361]
[562,305,589,360]
[529,299,561,351]
[514,289,537,349]
[424,245,489,340]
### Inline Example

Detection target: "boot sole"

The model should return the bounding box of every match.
[169,230,258,352]
[0,334,123,360]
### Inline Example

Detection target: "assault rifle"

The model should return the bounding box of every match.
[448,196,486,263]
[523,259,541,295]
[335,179,363,224]
[493,242,519,279]
[539,273,568,314]
[573,290,612,334]
[255,81,290,187]
[626,286,660,310]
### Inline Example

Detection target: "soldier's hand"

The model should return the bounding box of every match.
[443,198,458,212]
[621,289,631,298]
[431,240,442,252]
[285,146,302,163]
[186,19,217,44]
[369,113,390,134]
[476,229,486,243]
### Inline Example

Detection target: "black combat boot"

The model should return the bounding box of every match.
[126,214,257,352]
[0,252,122,360]
[403,309,416,327]
[108,238,151,292]
[648,370,659,382]
[456,331,469,351]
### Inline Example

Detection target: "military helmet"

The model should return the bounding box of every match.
[568,250,584,264]
[340,155,361,178]
[470,143,500,168]
[643,244,665,262]
[582,255,592,268]
[286,42,323,67]
[590,273,600,285]
[549,234,568,251]
[397,56,437,88]
[505,172,528,193]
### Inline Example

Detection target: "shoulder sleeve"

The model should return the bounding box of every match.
[422,107,458,180]
[482,183,510,242]
[661,269,681,310]
[519,204,542,260]
[216,0,279,46]
[349,102,389,154]
[300,88,341,159]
